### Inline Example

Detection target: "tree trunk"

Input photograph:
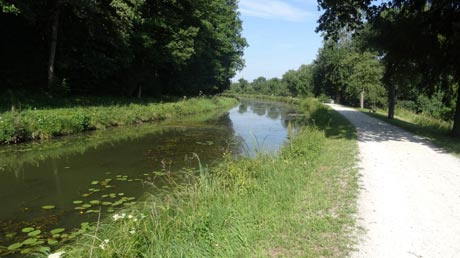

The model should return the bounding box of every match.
[48,5,60,89]
[360,89,365,109]
[388,83,395,119]
[137,85,142,99]
[452,89,460,137]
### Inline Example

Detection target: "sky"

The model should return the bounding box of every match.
[233,0,323,82]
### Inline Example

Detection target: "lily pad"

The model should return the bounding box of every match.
[89,200,100,205]
[42,205,55,210]
[37,246,50,253]
[28,230,41,237]
[22,238,38,245]
[112,201,123,206]
[6,232,17,239]
[73,200,83,204]
[102,201,112,206]
[20,248,32,254]
[30,240,45,246]
[50,228,65,234]
[21,227,35,233]
[91,181,99,185]
[82,204,92,208]
[7,242,23,250]
[86,210,100,214]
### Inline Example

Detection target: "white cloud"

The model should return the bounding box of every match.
[239,0,312,22]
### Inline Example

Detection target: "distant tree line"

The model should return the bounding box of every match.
[229,64,314,97]
[0,0,247,97]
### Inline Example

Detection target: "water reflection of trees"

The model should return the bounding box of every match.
[238,103,248,113]
[143,112,242,169]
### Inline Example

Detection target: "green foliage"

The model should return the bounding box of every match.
[316,0,460,136]
[0,0,19,14]
[313,41,386,107]
[0,97,238,144]
[0,0,247,97]
[61,99,358,257]
[229,64,314,97]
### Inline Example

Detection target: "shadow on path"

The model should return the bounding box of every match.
[329,106,449,155]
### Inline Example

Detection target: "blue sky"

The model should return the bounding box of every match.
[233,0,323,82]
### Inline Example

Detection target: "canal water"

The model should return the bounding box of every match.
[0,99,296,256]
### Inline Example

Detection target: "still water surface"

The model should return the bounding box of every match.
[0,99,295,255]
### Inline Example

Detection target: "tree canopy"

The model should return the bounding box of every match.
[317,0,460,137]
[0,0,247,97]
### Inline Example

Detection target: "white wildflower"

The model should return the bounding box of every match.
[128,214,133,219]
[48,251,65,258]
[99,243,106,250]
[129,229,136,234]
[104,239,110,244]
[113,213,126,221]
[133,218,138,222]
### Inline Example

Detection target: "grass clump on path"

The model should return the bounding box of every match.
[361,108,460,155]
[0,97,238,144]
[58,99,359,258]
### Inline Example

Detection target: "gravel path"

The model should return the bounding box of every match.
[328,104,460,258]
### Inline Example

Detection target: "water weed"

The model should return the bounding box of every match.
[57,98,358,257]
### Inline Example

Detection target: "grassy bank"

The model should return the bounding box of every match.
[0,97,238,144]
[221,93,301,105]
[55,99,358,257]
[361,108,460,155]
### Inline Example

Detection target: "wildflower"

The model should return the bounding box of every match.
[133,218,138,222]
[48,251,65,258]
[129,229,136,234]
[128,214,133,219]
[113,214,122,221]
[99,243,106,250]
[104,239,110,244]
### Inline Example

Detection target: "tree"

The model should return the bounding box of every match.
[316,0,460,137]
[313,40,385,107]
[0,0,247,97]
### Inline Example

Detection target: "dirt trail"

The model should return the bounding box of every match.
[328,104,460,258]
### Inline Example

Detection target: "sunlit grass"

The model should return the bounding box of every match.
[0,97,238,144]
[57,99,359,257]
[359,107,459,155]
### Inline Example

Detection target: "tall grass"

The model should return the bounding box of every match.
[0,97,238,144]
[56,98,359,257]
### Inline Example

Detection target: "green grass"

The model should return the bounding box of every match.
[221,93,301,105]
[54,98,359,258]
[360,107,460,155]
[0,97,238,144]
